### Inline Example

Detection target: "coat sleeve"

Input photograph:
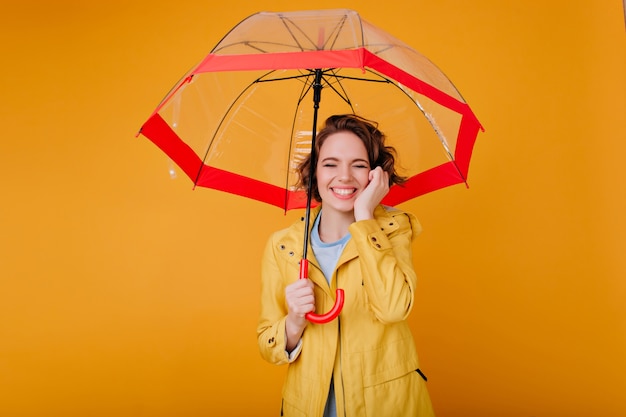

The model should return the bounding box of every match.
[348,210,420,324]
[256,233,292,365]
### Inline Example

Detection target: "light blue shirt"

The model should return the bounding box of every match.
[311,212,351,285]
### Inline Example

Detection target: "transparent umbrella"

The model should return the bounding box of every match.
[138,8,484,323]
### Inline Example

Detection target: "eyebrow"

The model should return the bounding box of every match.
[319,156,370,164]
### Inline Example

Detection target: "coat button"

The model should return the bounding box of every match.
[268,337,274,344]
[279,245,285,250]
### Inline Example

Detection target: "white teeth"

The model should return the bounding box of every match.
[333,188,355,196]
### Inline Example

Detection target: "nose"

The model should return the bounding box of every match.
[338,164,352,181]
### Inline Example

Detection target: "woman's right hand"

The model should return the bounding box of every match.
[285,278,315,350]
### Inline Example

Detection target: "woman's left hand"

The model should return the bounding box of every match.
[354,166,389,221]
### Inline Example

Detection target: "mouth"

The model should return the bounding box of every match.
[331,187,357,197]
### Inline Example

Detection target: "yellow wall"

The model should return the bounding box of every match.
[1,1,624,416]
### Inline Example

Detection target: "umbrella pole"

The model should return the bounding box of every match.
[302,69,323,261]
[301,69,345,324]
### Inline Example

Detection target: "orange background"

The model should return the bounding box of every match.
[1,1,624,416]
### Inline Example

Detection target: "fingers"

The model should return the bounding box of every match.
[365,167,390,200]
[285,279,315,318]
[355,167,390,220]
[369,166,389,189]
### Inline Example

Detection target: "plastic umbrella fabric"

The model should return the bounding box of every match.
[138,9,483,323]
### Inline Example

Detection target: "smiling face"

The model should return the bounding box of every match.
[315,131,371,215]
[296,114,406,205]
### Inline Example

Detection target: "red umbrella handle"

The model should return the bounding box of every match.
[299,259,344,324]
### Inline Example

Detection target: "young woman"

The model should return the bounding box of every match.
[257,114,435,416]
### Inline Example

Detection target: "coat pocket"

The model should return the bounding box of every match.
[281,398,307,417]
[361,334,420,388]
[363,369,435,417]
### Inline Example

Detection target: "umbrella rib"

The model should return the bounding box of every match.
[321,71,353,109]
[278,12,350,52]
[279,15,317,51]
[321,68,391,108]
[325,14,349,51]
[330,74,390,83]
[255,71,316,84]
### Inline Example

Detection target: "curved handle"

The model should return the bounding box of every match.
[306,289,344,324]
[299,259,344,324]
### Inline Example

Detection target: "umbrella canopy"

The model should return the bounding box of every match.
[138,9,483,323]
[139,8,483,211]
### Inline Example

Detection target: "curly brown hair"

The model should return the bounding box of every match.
[296,114,406,202]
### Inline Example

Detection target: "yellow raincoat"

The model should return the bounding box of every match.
[257,205,435,417]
